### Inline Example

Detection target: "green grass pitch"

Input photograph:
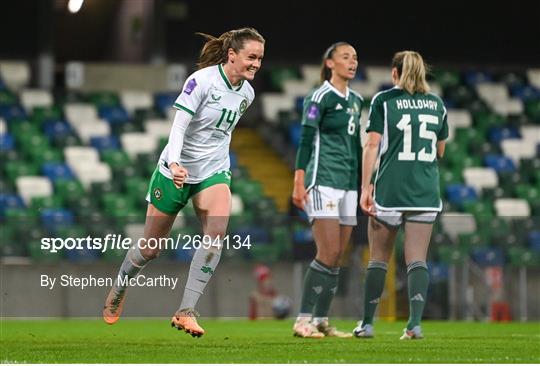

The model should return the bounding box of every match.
[1,319,539,363]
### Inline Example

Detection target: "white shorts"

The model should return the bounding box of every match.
[304,185,357,226]
[375,209,438,227]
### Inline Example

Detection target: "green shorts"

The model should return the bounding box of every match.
[146,168,232,215]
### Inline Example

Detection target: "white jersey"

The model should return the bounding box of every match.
[158,64,255,183]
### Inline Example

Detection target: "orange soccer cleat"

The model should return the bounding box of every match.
[171,308,205,337]
[103,288,126,325]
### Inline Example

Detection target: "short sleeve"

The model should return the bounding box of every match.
[174,74,207,116]
[301,95,324,128]
[365,96,384,135]
[438,106,449,140]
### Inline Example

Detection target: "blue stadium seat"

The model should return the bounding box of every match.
[154,92,177,115]
[43,120,73,139]
[0,194,25,217]
[471,247,505,266]
[0,77,5,90]
[98,106,129,124]
[229,151,238,169]
[90,136,120,151]
[428,262,449,284]
[40,208,75,233]
[64,247,101,262]
[41,163,75,182]
[445,184,477,206]
[293,227,313,245]
[529,231,540,252]
[234,226,270,244]
[0,133,15,151]
[295,96,304,114]
[288,122,302,148]
[171,246,195,262]
[488,127,520,145]
[0,105,26,121]
[442,97,457,109]
[464,70,493,86]
[509,85,540,101]
[536,143,540,158]
[483,154,516,173]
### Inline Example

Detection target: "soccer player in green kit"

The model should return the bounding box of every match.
[353,51,448,340]
[292,42,363,338]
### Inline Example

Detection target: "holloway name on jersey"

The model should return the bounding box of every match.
[159,64,254,183]
[302,80,363,191]
[367,87,448,211]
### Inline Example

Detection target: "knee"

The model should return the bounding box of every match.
[317,249,341,267]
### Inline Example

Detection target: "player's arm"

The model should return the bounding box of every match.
[436,105,449,159]
[292,98,321,209]
[360,97,384,216]
[167,110,192,188]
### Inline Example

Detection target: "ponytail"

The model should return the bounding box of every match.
[392,51,430,94]
[196,28,265,69]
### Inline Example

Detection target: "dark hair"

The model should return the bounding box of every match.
[320,42,351,83]
[196,27,265,69]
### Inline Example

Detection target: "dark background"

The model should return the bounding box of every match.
[1,0,539,66]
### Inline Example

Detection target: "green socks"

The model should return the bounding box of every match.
[406,261,429,330]
[362,261,387,325]
[299,259,339,316]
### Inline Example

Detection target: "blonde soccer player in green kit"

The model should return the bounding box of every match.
[103,28,265,337]
[292,42,364,338]
[353,51,448,340]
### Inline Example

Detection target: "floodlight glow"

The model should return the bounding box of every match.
[68,0,84,14]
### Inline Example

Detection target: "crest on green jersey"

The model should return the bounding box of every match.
[239,99,248,114]
[153,188,162,200]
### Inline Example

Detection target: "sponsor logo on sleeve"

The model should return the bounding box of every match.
[307,104,319,120]
[183,78,198,95]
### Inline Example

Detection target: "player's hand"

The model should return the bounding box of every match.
[292,183,308,210]
[169,163,188,189]
[360,184,375,216]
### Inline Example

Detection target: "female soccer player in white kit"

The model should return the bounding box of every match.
[103,28,265,337]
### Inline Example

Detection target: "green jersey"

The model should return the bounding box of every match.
[302,81,363,191]
[367,86,448,211]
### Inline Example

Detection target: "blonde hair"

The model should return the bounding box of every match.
[196,27,265,69]
[392,51,430,94]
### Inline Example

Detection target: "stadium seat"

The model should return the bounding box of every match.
[0,61,30,90]
[438,245,467,265]
[74,120,111,144]
[288,122,302,148]
[510,85,540,101]
[98,105,129,124]
[0,133,14,151]
[41,163,75,182]
[282,79,313,98]
[463,167,498,194]
[494,198,531,217]
[15,176,53,206]
[74,162,112,189]
[471,247,505,266]
[5,161,39,182]
[20,89,53,112]
[120,132,158,159]
[154,92,177,115]
[529,231,540,252]
[464,70,493,86]
[64,103,99,125]
[440,212,476,241]
[501,139,536,165]
[508,247,538,268]
[483,154,516,173]
[526,68,540,89]
[143,119,171,139]
[445,184,477,206]
[64,146,100,167]
[120,90,153,115]
[0,105,27,121]
[260,93,295,124]
[488,126,520,145]
[43,120,73,140]
[40,208,75,233]
[0,194,25,217]
[90,135,120,151]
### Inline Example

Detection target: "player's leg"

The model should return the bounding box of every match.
[400,214,434,340]
[354,215,398,338]
[172,177,230,337]
[103,168,182,324]
[312,223,354,337]
[103,204,177,324]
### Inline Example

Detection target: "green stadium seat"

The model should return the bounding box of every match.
[454,127,485,148]
[457,232,488,251]
[432,69,461,89]
[524,100,540,122]
[30,195,63,212]
[438,245,467,265]
[51,134,81,149]
[101,150,131,170]
[54,179,85,204]
[124,177,149,208]
[0,89,18,106]
[10,121,40,139]
[29,147,63,165]
[88,91,120,108]
[508,247,539,268]
[481,186,508,201]
[462,200,494,219]
[27,240,63,262]
[473,112,506,133]
[31,105,62,125]
[269,67,301,92]
[4,161,39,182]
